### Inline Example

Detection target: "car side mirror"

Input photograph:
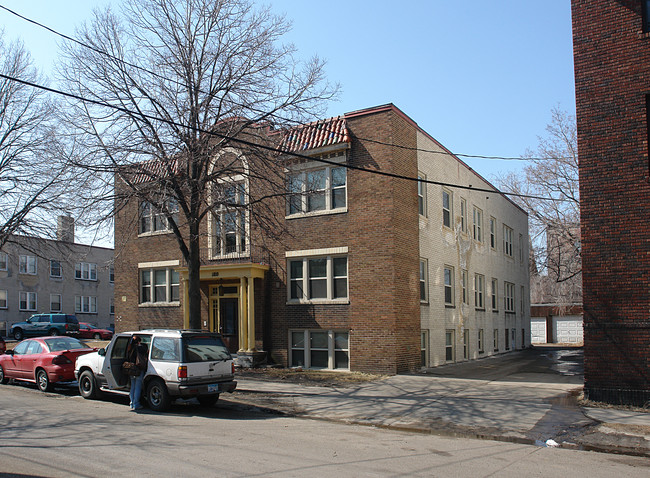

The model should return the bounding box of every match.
[5,350,14,356]
[98,348,106,356]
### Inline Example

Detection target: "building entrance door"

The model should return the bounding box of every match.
[220,298,239,353]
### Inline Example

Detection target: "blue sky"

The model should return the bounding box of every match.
[0,0,575,181]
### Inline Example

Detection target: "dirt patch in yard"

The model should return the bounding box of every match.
[236,367,386,388]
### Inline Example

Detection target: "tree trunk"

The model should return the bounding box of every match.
[187,223,202,330]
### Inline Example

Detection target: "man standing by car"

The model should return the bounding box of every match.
[125,335,148,411]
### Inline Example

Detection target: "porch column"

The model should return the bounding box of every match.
[247,276,256,352]
[238,277,247,353]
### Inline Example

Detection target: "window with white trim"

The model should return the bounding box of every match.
[50,260,62,278]
[75,262,97,281]
[442,189,452,228]
[421,330,429,366]
[505,281,515,313]
[473,206,483,242]
[19,255,37,275]
[445,330,455,362]
[444,266,454,306]
[19,291,37,311]
[140,268,180,304]
[474,273,485,309]
[50,294,62,312]
[290,330,349,370]
[491,278,498,311]
[287,165,347,216]
[493,328,499,351]
[0,252,7,271]
[75,295,97,314]
[419,259,428,302]
[460,198,467,233]
[489,217,497,249]
[463,328,470,360]
[139,199,178,234]
[109,266,114,283]
[503,225,514,257]
[288,255,347,302]
[0,290,7,309]
[110,298,115,315]
[212,181,248,257]
[418,174,427,216]
[461,269,469,305]
[478,328,484,353]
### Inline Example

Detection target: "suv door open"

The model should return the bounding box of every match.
[101,335,130,388]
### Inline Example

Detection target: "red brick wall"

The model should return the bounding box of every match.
[572,0,650,404]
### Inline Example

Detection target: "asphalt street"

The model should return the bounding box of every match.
[0,381,649,477]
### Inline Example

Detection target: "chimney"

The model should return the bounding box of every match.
[57,216,75,243]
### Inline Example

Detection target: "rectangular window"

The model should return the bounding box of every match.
[519,234,524,263]
[212,181,247,257]
[491,278,498,311]
[418,174,427,216]
[19,291,37,311]
[490,217,497,249]
[442,189,451,228]
[421,330,429,366]
[473,206,483,242]
[474,273,485,309]
[290,330,349,370]
[463,329,470,360]
[288,255,348,302]
[75,296,97,314]
[109,266,115,283]
[75,262,97,281]
[493,328,499,352]
[445,330,455,362]
[140,268,180,304]
[460,198,467,232]
[19,255,37,275]
[512,329,516,349]
[419,259,428,302]
[110,298,115,315]
[505,328,510,350]
[0,252,8,271]
[503,225,514,257]
[0,290,7,309]
[444,266,454,306]
[50,294,62,312]
[478,328,484,353]
[140,199,178,234]
[461,270,469,305]
[505,282,515,313]
[520,285,525,315]
[287,166,347,216]
[50,260,62,278]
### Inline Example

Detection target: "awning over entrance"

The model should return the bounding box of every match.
[177,263,268,353]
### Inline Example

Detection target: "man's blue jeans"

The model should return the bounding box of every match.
[130,372,144,409]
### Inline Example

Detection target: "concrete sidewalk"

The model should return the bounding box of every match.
[230,349,650,457]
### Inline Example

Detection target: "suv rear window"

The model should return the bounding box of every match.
[65,315,79,324]
[183,335,231,362]
[52,315,66,323]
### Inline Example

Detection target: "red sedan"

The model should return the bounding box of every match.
[78,323,113,340]
[0,336,95,392]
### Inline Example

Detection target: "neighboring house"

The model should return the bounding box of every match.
[0,216,115,335]
[114,104,530,374]
[572,1,650,405]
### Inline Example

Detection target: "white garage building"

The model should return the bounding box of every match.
[530,305,583,345]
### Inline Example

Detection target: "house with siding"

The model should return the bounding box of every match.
[114,104,529,374]
[0,217,115,335]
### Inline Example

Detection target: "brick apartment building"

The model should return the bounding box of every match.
[114,104,530,374]
[572,0,650,404]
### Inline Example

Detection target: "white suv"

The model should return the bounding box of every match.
[75,329,237,411]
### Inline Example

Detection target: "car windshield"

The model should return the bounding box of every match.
[183,335,231,362]
[44,337,89,352]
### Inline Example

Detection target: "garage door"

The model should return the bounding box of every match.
[530,318,547,344]
[553,315,583,344]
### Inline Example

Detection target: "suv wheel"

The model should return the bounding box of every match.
[48,328,58,336]
[13,329,23,341]
[36,369,53,392]
[197,395,219,407]
[79,370,101,399]
[146,378,171,412]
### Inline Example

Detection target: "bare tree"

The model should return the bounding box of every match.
[0,32,70,248]
[58,0,338,329]
[497,107,581,306]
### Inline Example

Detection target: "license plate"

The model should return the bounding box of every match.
[207,384,219,393]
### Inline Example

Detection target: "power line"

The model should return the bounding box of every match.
[0,71,561,203]
[0,3,557,163]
